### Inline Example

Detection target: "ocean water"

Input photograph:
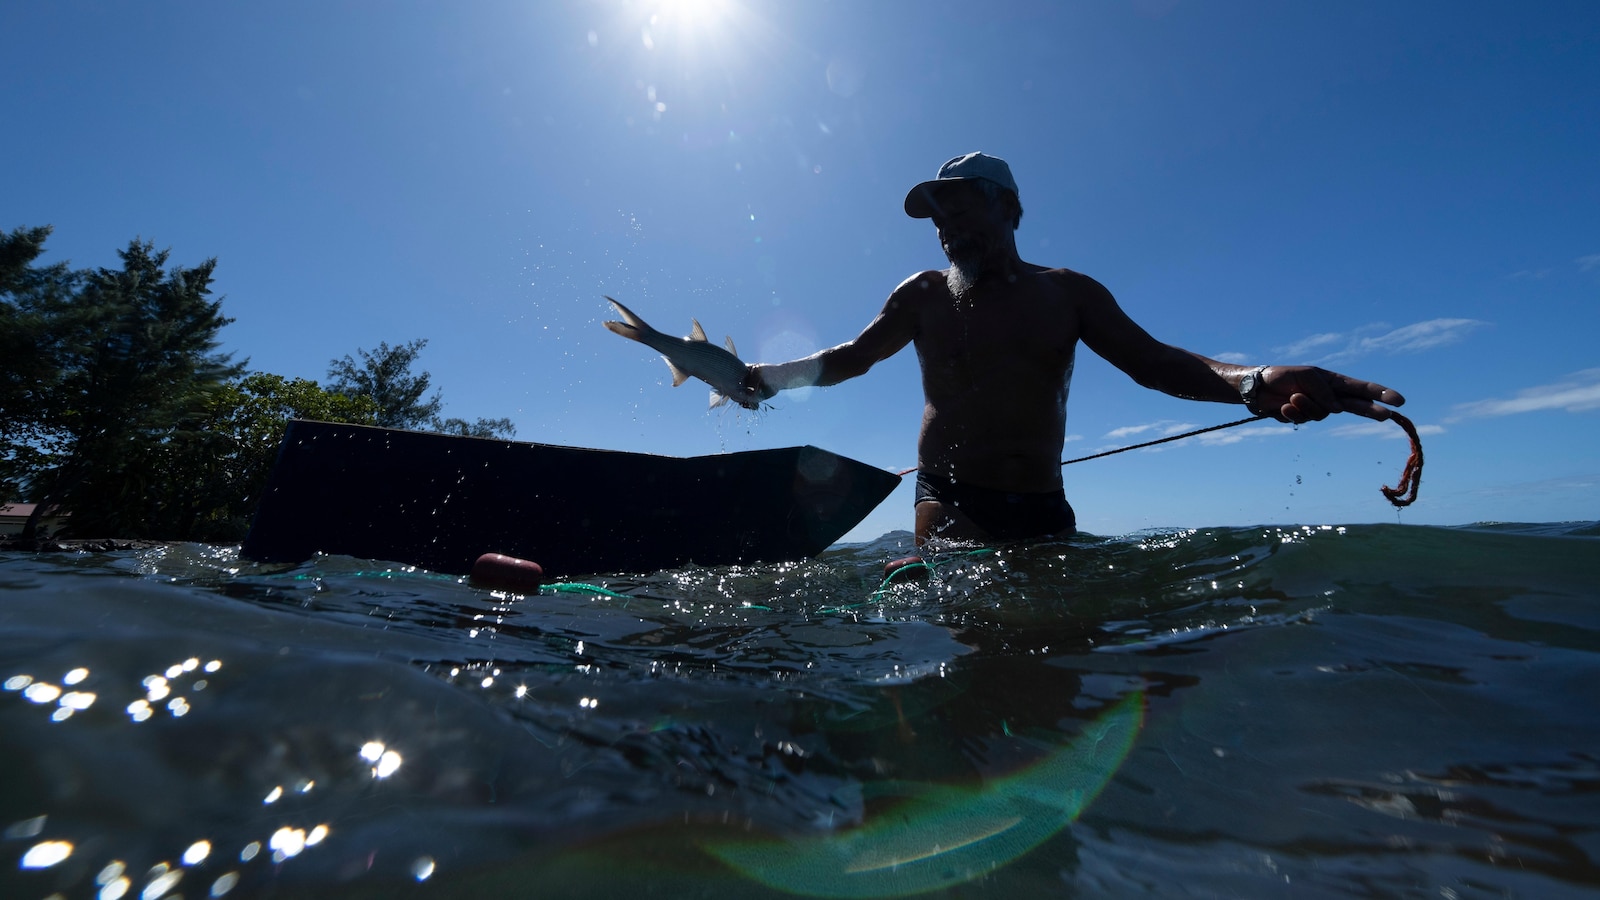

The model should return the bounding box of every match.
[2,521,1598,899]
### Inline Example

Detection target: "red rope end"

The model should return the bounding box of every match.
[1380,411,1424,508]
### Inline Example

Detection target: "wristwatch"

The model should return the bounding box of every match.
[1240,366,1268,411]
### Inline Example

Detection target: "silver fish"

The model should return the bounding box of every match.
[603,296,762,410]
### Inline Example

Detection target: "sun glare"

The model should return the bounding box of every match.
[655,0,730,29]
[584,0,773,124]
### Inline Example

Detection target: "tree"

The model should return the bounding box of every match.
[435,416,517,439]
[326,339,443,430]
[0,226,76,501]
[19,237,245,539]
[327,339,515,439]
[143,373,378,541]
[4,228,518,543]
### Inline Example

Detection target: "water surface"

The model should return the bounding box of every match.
[3,522,1598,898]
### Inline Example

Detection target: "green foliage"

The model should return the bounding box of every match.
[4,227,515,541]
[326,338,443,431]
[0,226,76,500]
[141,374,379,542]
[435,416,517,439]
[328,339,516,439]
[27,239,246,537]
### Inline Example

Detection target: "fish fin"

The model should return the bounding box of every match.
[710,389,734,408]
[689,319,709,343]
[667,359,691,387]
[724,336,738,357]
[605,296,646,328]
[603,296,648,340]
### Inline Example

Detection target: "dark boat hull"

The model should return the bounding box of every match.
[241,420,901,577]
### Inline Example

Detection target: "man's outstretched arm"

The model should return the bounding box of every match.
[744,275,924,398]
[1075,274,1404,424]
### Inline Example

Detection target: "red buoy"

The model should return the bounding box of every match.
[471,553,544,593]
[882,555,928,583]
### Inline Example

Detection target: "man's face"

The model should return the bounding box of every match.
[927,181,1004,266]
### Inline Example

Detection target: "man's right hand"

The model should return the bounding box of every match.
[743,365,778,403]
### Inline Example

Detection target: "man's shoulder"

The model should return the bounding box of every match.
[1033,265,1113,299]
[1033,263,1093,283]
[884,270,954,309]
[892,269,950,295]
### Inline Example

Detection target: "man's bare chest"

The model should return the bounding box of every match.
[916,289,1080,373]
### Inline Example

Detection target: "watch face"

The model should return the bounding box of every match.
[1241,372,1258,399]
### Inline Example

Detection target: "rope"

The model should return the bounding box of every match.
[542,582,632,600]
[893,415,1271,474]
[1380,411,1424,508]
[893,409,1425,507]
[819,548,995,614]
[481,413,1423,609]
[1059,415,1269,466]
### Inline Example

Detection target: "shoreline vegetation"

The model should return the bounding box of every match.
[4,226,515,547]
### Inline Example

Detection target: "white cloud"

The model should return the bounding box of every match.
[1577,253,1600,272]
[1274,319,1487,365]
[1103,420,1201,440]
[1091,419,1291,453]
[1274,331,1347,359]
[1210,351,1251,364]
[1193,422,1293,446]
[1449,369,1600,421]
[1103,422,1159,440]
[1325,419,1445,439]
[1357,319,1486,354]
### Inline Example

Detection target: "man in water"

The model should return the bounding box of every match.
[745,152,1406,546]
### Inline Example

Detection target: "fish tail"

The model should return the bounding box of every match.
[605,297,692,386]
[602,296,652,341]
[603,319,642,340]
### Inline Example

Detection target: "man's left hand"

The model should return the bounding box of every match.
[1253,366,1405,424]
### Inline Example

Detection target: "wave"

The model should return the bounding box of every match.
[2,521,1597,897]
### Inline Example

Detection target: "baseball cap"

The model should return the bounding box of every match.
[903,152,1019,218]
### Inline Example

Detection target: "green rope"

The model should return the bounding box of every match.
[275,551,999,613]
[818,548,996,614]
[541,581,631,600]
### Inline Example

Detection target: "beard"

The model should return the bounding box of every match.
[945,257,985,300]
[942,234,993,300]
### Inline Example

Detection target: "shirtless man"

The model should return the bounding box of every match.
[745,152,1405,546]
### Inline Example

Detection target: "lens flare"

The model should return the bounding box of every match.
[21,840,73,868]
[706,691,1142,897]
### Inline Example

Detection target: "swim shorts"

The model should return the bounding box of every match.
[914,470,1077,541]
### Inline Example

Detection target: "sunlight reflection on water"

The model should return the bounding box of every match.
[2,522,1598,897]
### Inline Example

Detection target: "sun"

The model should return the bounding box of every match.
[654,0,732,30]
[633,0,745,64]
[588,0,767,115]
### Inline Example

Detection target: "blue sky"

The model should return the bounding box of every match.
[4,1,1597,542]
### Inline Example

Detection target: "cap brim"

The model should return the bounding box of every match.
[904,180,949,218]
[904,177,997,218]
